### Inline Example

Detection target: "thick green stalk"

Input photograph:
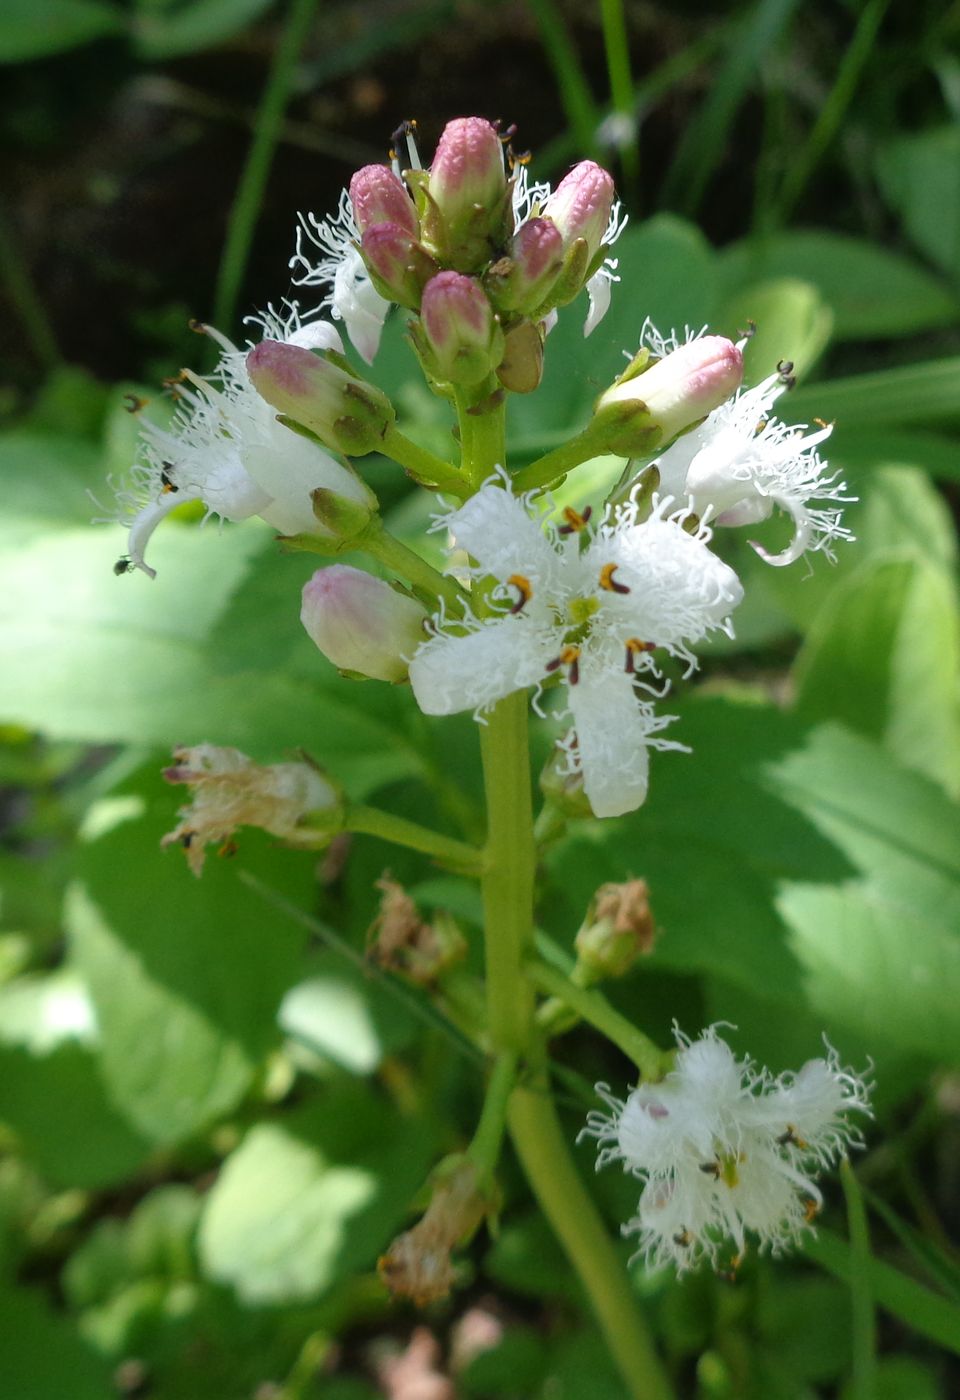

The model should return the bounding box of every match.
[479,692,537,1049]
[508,1048,674,1400]
[213,0,319,330]
[345,803,484,873]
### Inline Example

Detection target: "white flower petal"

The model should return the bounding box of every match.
[583,268,612,337]
[332,248,390,364]
[564,667,654,818]
[409,616,558,716]
[443,480,563,590]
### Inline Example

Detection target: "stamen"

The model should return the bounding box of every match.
[776,1125,809,1150]
[160,464,179,494]
[558,504,592,535]
[624,638,655,674]
[737,319,757,340]
[113,556,134,576]
[599,562,630,594]
[123,393,147,414]
[390,119,421,171]
[507,573,533,613]
[673,1229,693,1247]
[188,318,207,334]
[545,645,581,684]
[804,1198,820,1223]
[699,1160,721,1179]
[777,358,796,390]
[218,839,239,859]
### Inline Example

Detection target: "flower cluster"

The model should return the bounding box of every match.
[581,1026,872,1275]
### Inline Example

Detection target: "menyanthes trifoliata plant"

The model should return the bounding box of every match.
[104,116,868,1398]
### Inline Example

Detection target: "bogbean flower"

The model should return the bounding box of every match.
[291,189,393,365]
[645,324,853,566]
[581,1026,872,1275]
[109,306,376,578]
[407,475,743,818]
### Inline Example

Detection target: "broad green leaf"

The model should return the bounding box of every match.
[828,427,960,485]
[876,126,960,282]
[788,357,960,429]
[717,231,960,339]
[0,431,104,524]
[718,277,833,379]
[794,553,960,796]
[279,952,416,1076]
[198,1092,434,1304]
[0,1286,112,1398]
[66,782,311,1145]
[132,0,275,58]
[0,0,123,61]
[778,881,960,1065]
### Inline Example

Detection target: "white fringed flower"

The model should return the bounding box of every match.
[290,189,391,364]
[653,362,853,567]
[408,476,742,818]
[109,305,375,578]
[581,1026,872,1275]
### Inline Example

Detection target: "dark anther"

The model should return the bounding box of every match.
[160,464,179,493]
[188,318,206,334]
[122,393,146,414]
[699,1160,721,1179]
[737,319,757,340]
[113,557,134,576]
[558,505,592,536]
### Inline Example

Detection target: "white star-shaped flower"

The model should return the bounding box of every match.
[107,304,374,578]
[654,361,853,566]
[290,189,391,364]
[581,1026,872,1275]
[408,476,742,818]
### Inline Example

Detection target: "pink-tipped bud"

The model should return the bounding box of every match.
[417,271,503,385]
[484,217,564,315]
[595,335,743,456]
[301,565,427,683]
[349,164,419,238]
[247,339,395,456]
[542,161,615,262]
[359,223,438,310]
[422,117,509,271]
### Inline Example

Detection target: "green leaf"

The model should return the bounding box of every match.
[132,0,276,59]
[718,277,834,379]
[794,553,960,796]
[0,0,123,61]
[876,126,960,282]
[279,952,416,1076]
[66,780,311,1145]
[788,357,960,429]
[198,1092,434,1304]
[717,231,960,339]
[0,1286,112,1398]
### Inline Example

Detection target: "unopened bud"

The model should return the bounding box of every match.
[484,217,564,315]
[379,1155,496,1305]
[360,223,438,309]
[301,565,427,682]
[247,339,395,456]
[349,164,419,237]
[161,745,341,877]
[495,319,543,394]
[538,747,593,819]
[417,271,504,386]
[574,879,656,984]
[543,161,615,263]
[594,335,743,456]
[421,117,509,271]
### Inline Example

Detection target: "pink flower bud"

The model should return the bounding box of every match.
[596,336,743,455]
[542,161,615,261]
[301,565,427,682]
[247,339,395,456]
[418,271,503,385]
[349,164,419,237]
[484,217,564,315]
[359,222,438,309]
[422,117,509,271]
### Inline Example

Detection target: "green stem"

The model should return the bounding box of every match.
[468,1050,518,1175]
[772,0,892,225]
[512,420,611,494]
[508,1047,674,1400]
[361,517,466,611]
[599,0,639,190]
[840,1159,877,1400]
[479,692,537,1050]
[213,0,319,330]
[528,959,666,1078]
[345,803,484,873]
[380,423,469,496]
